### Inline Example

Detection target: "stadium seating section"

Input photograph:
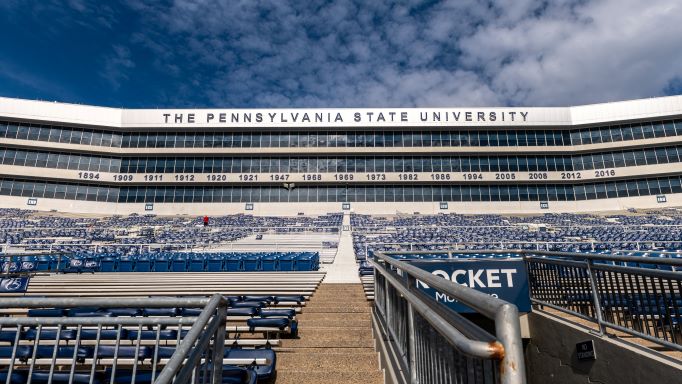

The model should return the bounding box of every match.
[2,251,320,273]
[0,209,341,255]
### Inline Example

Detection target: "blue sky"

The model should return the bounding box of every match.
[1,0,681,108]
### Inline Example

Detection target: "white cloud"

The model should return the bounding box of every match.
[99,45,135,90]
[125,0,682,107]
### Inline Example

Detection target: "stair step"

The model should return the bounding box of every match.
[302,306,371,313]
[274,347,376,354]
[273,283,383,380]
[296,328,373,340]
[298,319,372,327]
[297,312,371,321]
[277,352,379,371]
[280,337,375,348]
[274,371,383,384]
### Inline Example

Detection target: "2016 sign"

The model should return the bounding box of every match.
[411,259,531,313]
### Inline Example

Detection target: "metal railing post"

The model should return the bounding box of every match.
[212,299,227,384]
[496,304,526,384]
[406,275,419,384]
[384,269,391,329]
[585,259,607,335]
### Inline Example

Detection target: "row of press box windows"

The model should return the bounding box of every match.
[1,176,681,202]
[1,119,682,148]
[1,145,682,173]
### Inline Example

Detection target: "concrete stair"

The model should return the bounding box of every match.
[274,283,383,383]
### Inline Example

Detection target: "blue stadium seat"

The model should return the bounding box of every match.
[189,254,206,272]
[223,348,276,380]
[142,308,180,317]
[246,317,290,332]
[0,330,20,343]
[295,253,315,271]
[153,254,170,272]
[95,345,153,361]
[99,256,117,272]
[20,258,36,272]
[278,254,295,271]
[225,255,243,272]
[231,302,264,310]
[33,345,92,361]
[242,296,273,303]
[106,308,142,317]
[35,256,54,271]
[180,308,203,317]
[274,295,305,305]
[117,256,135,272]
[31,372,102,384]
[0,345,33,360]
[243,254,261,272]
[226,307,258,317]
[260,309,296,319]
[80,328,128,340]
[134,255,152,272]
[207,254,224,272]
[24,329,77,340]
[261,254,278,271]
[27,308,66,317]
[0,371,28,384]
[171,255,188,272]
[127,329,177,340]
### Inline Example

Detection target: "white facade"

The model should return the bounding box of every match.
[0,95,681,215]
[1,95,681,129]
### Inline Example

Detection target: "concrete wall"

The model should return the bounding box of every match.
[525,311,682,384]
[3,193,682,216]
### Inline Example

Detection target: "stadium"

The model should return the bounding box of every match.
[0,95,680,384]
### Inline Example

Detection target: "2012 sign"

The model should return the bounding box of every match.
[410,259,531,313]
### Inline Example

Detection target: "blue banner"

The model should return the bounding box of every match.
[410,259,531,313]
[0,277,30,293]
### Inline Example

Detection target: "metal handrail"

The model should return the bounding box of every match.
[372,251,526,384]
[373,248,681,265]
[155,294,227,384]
[0,294,230,384]
[377,249,682,354]
[0,296,212,309]
[360,241,682,255]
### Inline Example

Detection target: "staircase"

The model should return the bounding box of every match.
[274,283,383,383]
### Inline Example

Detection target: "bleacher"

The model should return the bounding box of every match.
[0,269,324,383]
[351,210,682,299]
[0,210,342,264]
[2,251,321,274]
[1,207,682,382]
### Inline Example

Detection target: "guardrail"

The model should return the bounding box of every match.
[370,251,526,384]
[522,250,682,352]
[371,249,682,356]
[0,294,230,383]
[7,238,341,254]
[361,241,682,258]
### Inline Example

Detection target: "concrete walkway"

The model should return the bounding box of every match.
[275,284,383,384]
[320,213,360,283]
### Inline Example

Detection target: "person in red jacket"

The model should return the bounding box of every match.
[203,215,209,227]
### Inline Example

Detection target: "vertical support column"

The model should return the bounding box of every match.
[495,304,527,384]
[586,259,607,335]
[406,275,419,384]
[212,299,227,384]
